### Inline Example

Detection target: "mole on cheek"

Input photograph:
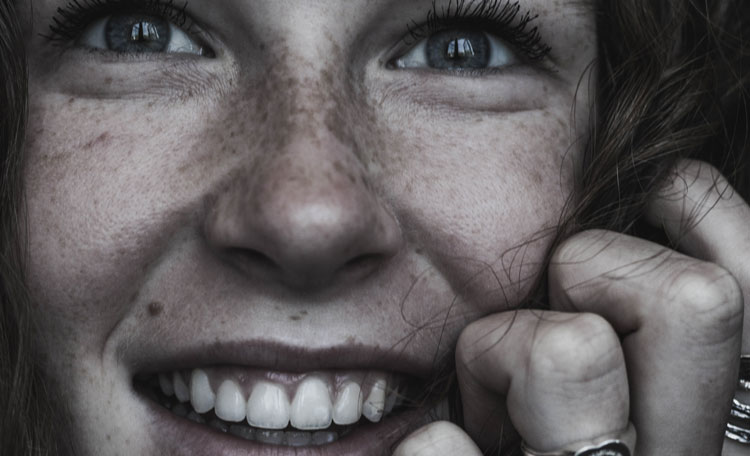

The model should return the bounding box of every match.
[147,301,164,317]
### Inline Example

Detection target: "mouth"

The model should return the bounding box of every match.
[134,366,443,454]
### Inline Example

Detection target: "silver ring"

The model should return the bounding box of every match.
[521,423,636,456]
[725,355,750,445]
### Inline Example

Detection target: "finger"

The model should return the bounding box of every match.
[646,159,750,352]
[392,421,482,456]
[549,229,743,454]
[456,310,630,453]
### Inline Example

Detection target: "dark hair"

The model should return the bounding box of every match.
[0,0,748,455]
[578,0,749,232]
[0,0,47,454]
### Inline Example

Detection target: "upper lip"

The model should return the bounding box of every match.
[131,338,439,380]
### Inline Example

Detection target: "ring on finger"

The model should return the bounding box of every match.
[520,422,636,456]
[725,355,750,445]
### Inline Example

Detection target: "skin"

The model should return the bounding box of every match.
[17,0,746,454]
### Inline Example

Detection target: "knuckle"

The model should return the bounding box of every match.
[661,159,733,201]
[394,422,478,456]
[667,261,744,337]
[530,313,623,385]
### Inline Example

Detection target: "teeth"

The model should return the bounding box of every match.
[285,431,312,447]
[229,424,255,440]
[362,379,386,422]
[159,373,174,396]
[333,381,362,425]
[209,418,229,433]
[290,377,333,430]
[312,431,338,445]
[190,369,216,414]
[247,382,291,430]
[155,370,404,441]
[215,380,246,422]
[186,410,206,424]
[256,430,284,445]
[173,372,190,403]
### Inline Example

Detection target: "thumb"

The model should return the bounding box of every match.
[393,421,482,456]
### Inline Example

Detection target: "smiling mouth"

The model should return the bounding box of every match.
[134,367,427,448]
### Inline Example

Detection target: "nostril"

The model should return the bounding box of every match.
[340,253,386,276]
[225,247,280,272]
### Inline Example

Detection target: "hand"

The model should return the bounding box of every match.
[395,160,746,455]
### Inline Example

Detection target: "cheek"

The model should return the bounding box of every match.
[23,93,216,350]
[379,108,574,312]
[23,81,578,353]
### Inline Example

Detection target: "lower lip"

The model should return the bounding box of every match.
[140,390,428,456]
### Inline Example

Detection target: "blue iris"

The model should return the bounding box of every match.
[425,30,490,69]
[105,14,171,53]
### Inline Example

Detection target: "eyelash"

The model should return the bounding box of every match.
[406,0,552,62]
[43,0,551,67]
[44,0,193,44]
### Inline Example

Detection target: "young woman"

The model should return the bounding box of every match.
[2,0,749,454]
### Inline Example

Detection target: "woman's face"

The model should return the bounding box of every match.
[21,0,596,454]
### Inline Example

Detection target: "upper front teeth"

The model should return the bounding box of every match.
[215,380,245,422]
[190,369,215,414]
[158,369,401,431]
[362,379,386,422]
[290,378,333,430]
[247,382,290,429]
[332,382,362,425]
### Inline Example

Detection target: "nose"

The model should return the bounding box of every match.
[204,132,402,290]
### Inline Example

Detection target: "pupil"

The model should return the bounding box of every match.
[131,22,161,43]
[106,14,170,53]
[446,38,475,59]
[426,30,490,70]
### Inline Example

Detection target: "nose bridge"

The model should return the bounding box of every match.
[203,56,401,289]
[256,54,367,217]
[254,130,370,220]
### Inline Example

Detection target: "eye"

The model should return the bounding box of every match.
[392,29,517,71]
[78,14,211,56]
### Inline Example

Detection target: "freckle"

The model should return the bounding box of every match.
[83,132,111,150]
[289,315,301,321]
[332,160,345,175]
[300,310,308,316]
[104,76,113,85]
[67,97,75,104]
[147,301,163,317]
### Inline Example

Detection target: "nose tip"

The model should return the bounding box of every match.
[204,139,402,290]
[265,197,401,288]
